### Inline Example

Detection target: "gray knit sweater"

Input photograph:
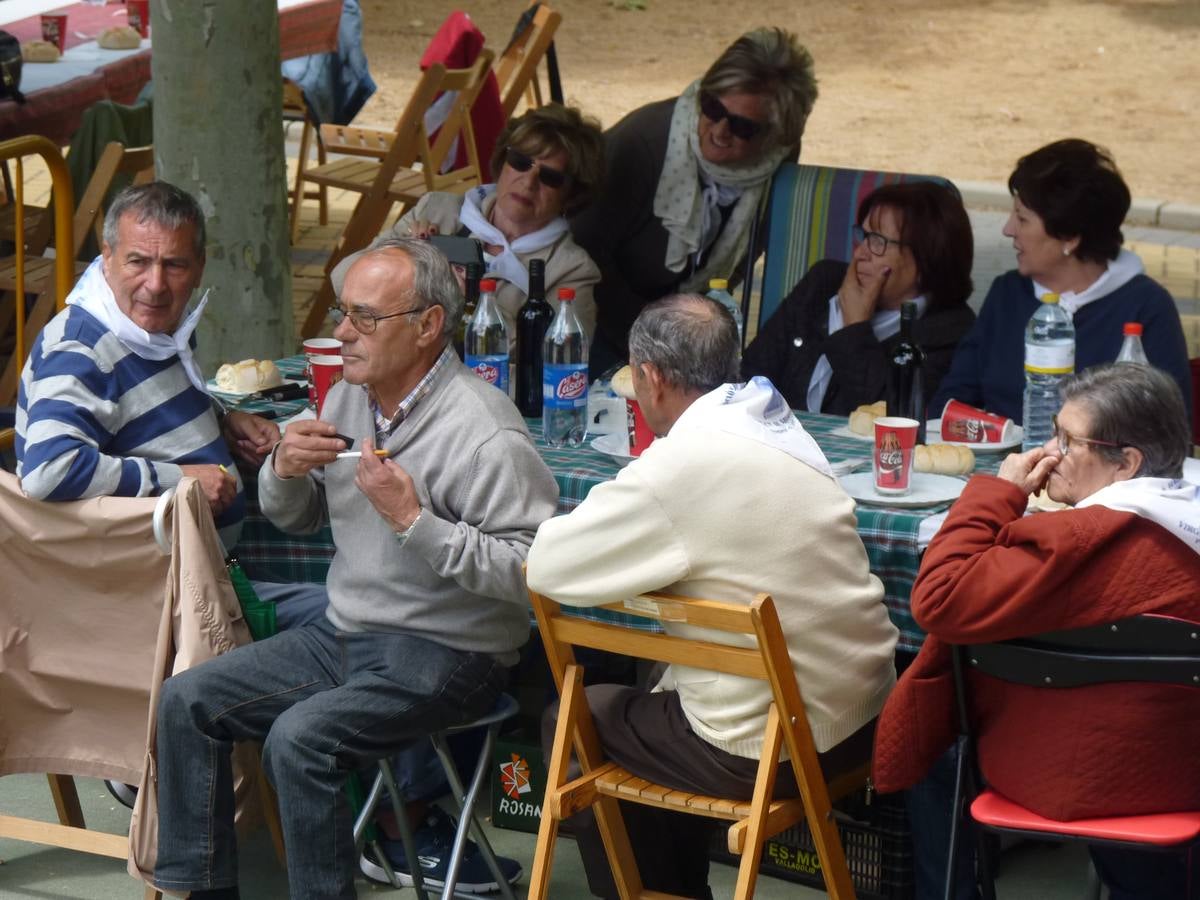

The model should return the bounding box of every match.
[258,359,559,662]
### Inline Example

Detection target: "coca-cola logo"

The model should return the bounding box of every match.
[556,371,587,400]
[473,363,500,384]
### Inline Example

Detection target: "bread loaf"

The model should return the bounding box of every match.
[98,26,142,50]
[610,365,636,400]
[913,443,975,475]
[214,359,284,393]
[21,40,61,63]
[848,401,887,436]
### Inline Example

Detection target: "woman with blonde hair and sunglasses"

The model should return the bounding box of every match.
[572,27,818,375]
[332,103,605,346]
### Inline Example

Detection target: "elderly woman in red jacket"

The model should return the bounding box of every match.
[876,362,1200,900]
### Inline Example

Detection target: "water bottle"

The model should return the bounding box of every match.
[515,259,553,417]
[1116,322,1149,364]
[454,262,482,360]
[1022,292,1075,450]
[465,278,510,396]
[706,278,744,349]
[542,287,589,447]
[886,301,926,444]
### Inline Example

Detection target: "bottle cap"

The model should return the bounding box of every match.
[479,278,498,292]
[557,287,576,301]
[1123,322,1143,336]
[1041,292,1060,305]
[709,278,728,290]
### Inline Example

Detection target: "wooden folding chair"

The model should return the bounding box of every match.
[526,587,867,899]
[298,51,493,337]
[495,2,562,118]
[284,77,328,243]
[0,141,154,409]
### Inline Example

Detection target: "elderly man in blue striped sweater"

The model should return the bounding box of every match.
[15,181,279,547]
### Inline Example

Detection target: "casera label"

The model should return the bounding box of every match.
[465,354,509,393]
[543,364,587,409]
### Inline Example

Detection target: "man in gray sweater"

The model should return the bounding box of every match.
[153,239,559,900]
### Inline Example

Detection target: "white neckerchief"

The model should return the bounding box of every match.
[1076,476,1200,556]
[458,184,568,294]
[1033,248,1144,317]
[67,257,210,393]
[672,376,833,477]
[652,80,787,293]
[805,294,928,412]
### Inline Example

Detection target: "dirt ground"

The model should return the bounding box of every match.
[358,0,1200,206]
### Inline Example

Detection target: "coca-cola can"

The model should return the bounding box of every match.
[873,417,919,495]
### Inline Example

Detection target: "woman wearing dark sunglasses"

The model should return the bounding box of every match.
[572,27,818,377]
[332,104,605,350]
[742,181,976,414]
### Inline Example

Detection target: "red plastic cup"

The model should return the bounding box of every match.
[940,399,1015,444]
[303,338,341,406]
[310,354,344,416]
[41,14,68,52]
[126,0,149,37]
[874,417,919,495]
[626,399,654,457]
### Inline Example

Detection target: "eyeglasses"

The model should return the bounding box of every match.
[698,91,767,141]
[852,224,907,257]
[1051,415,1125,457]
[504,147,570,190]
[331,302,426,334]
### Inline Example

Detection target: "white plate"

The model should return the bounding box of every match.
[839,472,966,508]
[590,432,632,460]
[926,418,1023,452]
[207,377,306,399]
[830,424,873,442]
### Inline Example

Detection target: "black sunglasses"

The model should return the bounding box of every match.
[504,147,570,190]
[698,91,766,141]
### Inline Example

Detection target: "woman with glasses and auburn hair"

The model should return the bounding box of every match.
[933,138,1192,422]
[876,363,1200,900]
[742,180,975,413]
[572,27,818,376]
[331,103,605,346]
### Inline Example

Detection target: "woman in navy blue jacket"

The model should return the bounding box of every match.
[932,139,1191,423]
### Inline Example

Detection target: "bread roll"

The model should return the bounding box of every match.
[847,401,887,436]
[98,26,142,50]
[214,359,283,393]
[913,443,975,475]
[610,365,635,400]
[21,41,61,63]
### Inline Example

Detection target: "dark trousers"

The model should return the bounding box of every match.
[542,684,874,900]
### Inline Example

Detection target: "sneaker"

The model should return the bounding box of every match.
[359,806,522,893]
[105,779,138,809]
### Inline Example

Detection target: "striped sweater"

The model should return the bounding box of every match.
[15,305,244,539]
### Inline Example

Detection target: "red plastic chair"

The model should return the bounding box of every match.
[945,614,1200,900]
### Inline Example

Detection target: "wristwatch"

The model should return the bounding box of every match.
[394,509,423,545]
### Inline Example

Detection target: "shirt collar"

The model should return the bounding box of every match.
[370,344,456,439]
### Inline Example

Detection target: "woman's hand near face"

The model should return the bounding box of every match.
[997,446,1060,495]
[837,263,891,327]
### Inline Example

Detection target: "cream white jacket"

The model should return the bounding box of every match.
[527,425,898,757]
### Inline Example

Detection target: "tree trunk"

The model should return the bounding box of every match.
[150,0,293,373]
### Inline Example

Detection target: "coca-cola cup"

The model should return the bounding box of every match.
[873,417,919,495]
[310,355,344,417]
[940,399,1016,444]
[41,14,68,52]
[626,399,654,457]
[126,0,150,38]
[303,338,341,407]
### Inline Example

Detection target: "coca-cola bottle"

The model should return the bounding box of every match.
[886,300,926,444]
[515,259,553,417]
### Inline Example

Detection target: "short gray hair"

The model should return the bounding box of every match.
[366,237,464,339]
[102,181,206,259]
[628,294,739,394]
[1061,363,1191,478]
[700,27,818,151]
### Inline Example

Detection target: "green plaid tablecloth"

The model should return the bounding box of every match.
[225,358,1001,651]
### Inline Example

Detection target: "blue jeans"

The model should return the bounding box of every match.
[152,618,506,900]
